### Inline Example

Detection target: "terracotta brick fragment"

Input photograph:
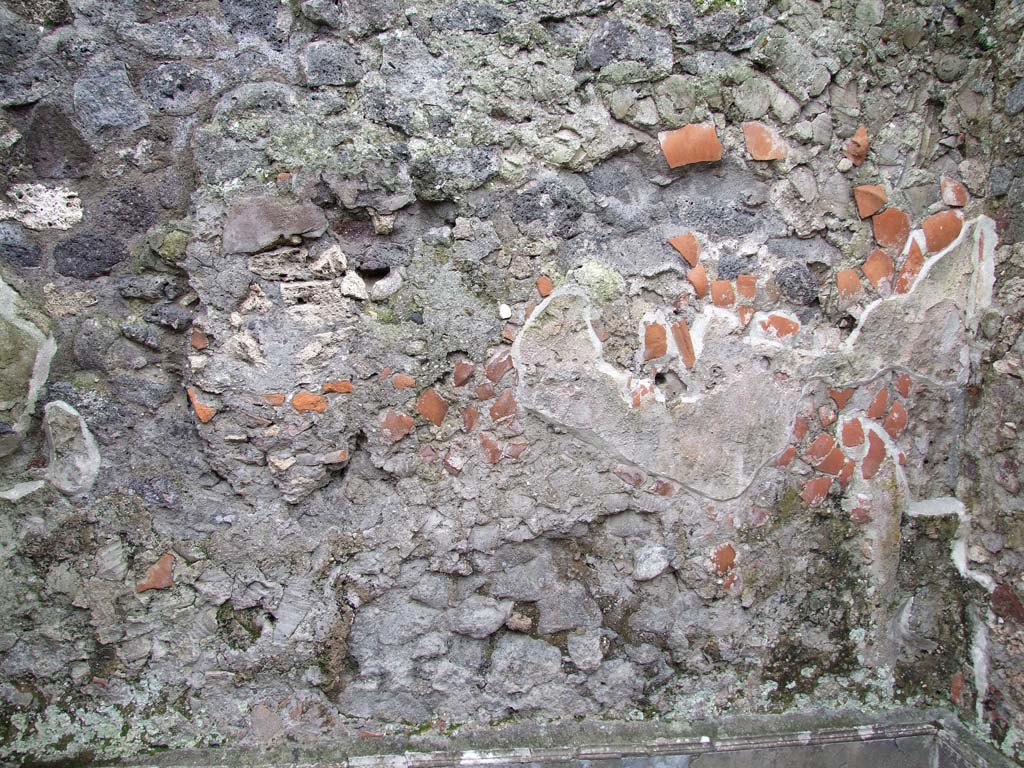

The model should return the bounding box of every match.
[688,263,708,299]
[644,322,668,361]
[867,388,888,419]
[712,543,736,575]
[461,406,479,432]
[853,185,887,219]
[894,374,912,398]
[292,390,327,413]
[480,432,503,464]
[322,380,353,394]
[862,430,886,480]
[773,445,797,467]
[536,275,554,297]
[850,507,872,524]
[668,232,701,267]
[659,123,723,168]
[653,479,675,497]
[922,210,963,253]
[453,361,475,387]
[818,406,836,428]
[381,411,414,443]
[736,274,756,298]
[190,328,209,350]
[842,418,864,447]
[737,306,754,327]
[670,319,696,369]
[443,449,465,475]
[844,125,869,166]
[816,446,846,475]
[504,438,528,459]
[711,280,735,308]
[136,553,175,593]
[830,388,855,409]
[992,583,1024,622]
[489,389,517,422]
[416,388,448,426]
[322,448,349,464]
[801,476,832,506]
[950,671,965,707]
[742,121,787,161]
[475,382,496,400]
[862,249,894,289]
[940,177,969,207]
[187,387,217,423]
[894,239,924,295]
[485,350,514,384]
[392,373,416,389]
[806,434,836,462]
[838,460,855,487]
[760,314,800,338]
[793,415,809,441]
[883,401,908,438]
[836,269,862,301]
[614,466,644,487]
[872,208,911,250]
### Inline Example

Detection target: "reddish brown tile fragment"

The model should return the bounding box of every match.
[737,306,753,327]
[614,466,644,487]
[392,373,416,389]
[940,177,969,208]
[263,393,286,407]
[480,433,503,464]
[461,406,479,432]
[489,389,517,422]
[922,210,963,253]
[894,239,924,294]
[862,249,894,289]
[644,322,668,361]
[416,388,448,426]
[742,121,788,161]
[836,269,862,301]
[818,406,836,428]
[190,328,209,350]
[760,314,800,339]
[711,280,735,308]
[838,460,855,487]
[322,380,353,394]
[443,449,465,475]
[712,543,736,575]
[816,446,846,475]
[862,430,886,480]
[872,208,911,250]
[504,438,528,460]
[381,411,414,443]
[187,387,217,423]
[774,445,797,467]
[793,415,809,441]
[830,388,855,409]
[736,274,756,298]
[485,349,514,384]
[853,185,887,219]
[688,263,708,299]
[536,275,554,297]
[659,123,723,168]
[867,388,888,419]
[950,671,965,707]
[801,476,833,506]
[883,401,908,438]
[453,361,475,387]
[894,373,912,398]
[842,418,865,447]
[137,553,175,593]
[844,125,869,166]
[292,390,327,413]
[806,434,837,462]
[653,479,675,497]
[850,507,872,524]
[475,382,496,401]
[668,233,700,267]
[670,319,696,369]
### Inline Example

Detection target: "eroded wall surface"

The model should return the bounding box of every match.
[1,0,1023,763]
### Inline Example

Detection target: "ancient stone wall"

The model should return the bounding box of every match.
[1,0,1022,763]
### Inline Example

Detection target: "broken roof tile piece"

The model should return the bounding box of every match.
[830,388,855,409]
[853,185,887,218]
[489,389,517,422]
[801,476,833,506]
[872,208,911,250]
[392,373,416,389]
[711,280,735,308]
[842,418,865,447]
[688,263,708,299]
[671,319,696,369]
[292,390,328,414]
[806,434,837,462]
[894,374,912,398]
[659,123,723,168]
[322,380,353,394]
[940,177,969,207]
[736,274,756,298]
[922,210,963,253]
[485,349,514,384]
[381,411,415,443]
[416,388,448,426]
[461,406,479,432]
[536,275,554,297]
[453,361,475,387]
[844,125,869,166]
[668,232,701,267]
[186,388,217,423]
[773,445,797,467]
[861,249,895,289]
[136,553,175,593]
[862,430,886,480]
[817,446,846,475]
[737,305,754,327]
[894,239,924,295]
[836,269,862,301]
[883,401,908,438]
[867,388,888,419]
[712,543,736,575]
[644,322,668,361]
[760,313,800,339]
[480,432,503,464]
[742,121,787,161]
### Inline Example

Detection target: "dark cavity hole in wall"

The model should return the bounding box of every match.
[355,266,390,288]
[655,370,687,398]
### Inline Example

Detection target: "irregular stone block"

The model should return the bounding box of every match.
[43,400,101,495]
[221,196,327,254]
[73,63,149,134]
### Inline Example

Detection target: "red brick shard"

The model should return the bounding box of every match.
[190,328,209,350]
[504,438,528,460]
[760,314,800,339]
[322,380,353,394]
[894,374,912,398]
[668,232,701,267]
[940,177,969,207]
[867,388,888,419]
[711,280,735,308]
[806,434,837,463]
[737,306,753,327]
[712,543,736,575]
[292,390,327,413]
[475,382,496,401]
[801,476,833,506]
[416,388,448,426]
[894,239,924,295]
[137,553,175,593]
[816,446,846,475]
[659,123,723,168]
[838,460,855,487]
[392,373,416,389]
[489,389,517,422]
[736,274,756,299]
[671,319,696,369]
[461,406,479,432]
[688,263,708,299]
[853,185,887,219]
[862,430,886,480]
[453,361,475,387]
[536,275,554,297]
[187,387,217,423]
[862,249,894,289]
[263,393,286,407]
[381,411,414,443]
[872,208,911,250]
[793,415,809,440]
[480,432,503,464]
[643,322,668,361]
[950,671,965,707]
[836,269,862,301]
[742,121,787,161]
[844,125,869,166]
[773,445,797,467]
[485,350,514,384]
[830,388,855,409]
[842,418,865,448]
[922,210,963,253]
[883,401,908,438]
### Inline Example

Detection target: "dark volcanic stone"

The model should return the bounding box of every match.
[774,262,819,305]
[54,232,129,278]
[431,3,507,34]
[140,63,214,115]
[0,223,41,268]
[73,63,149,134]
[25,104,94,178]
[302,41,364,86]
